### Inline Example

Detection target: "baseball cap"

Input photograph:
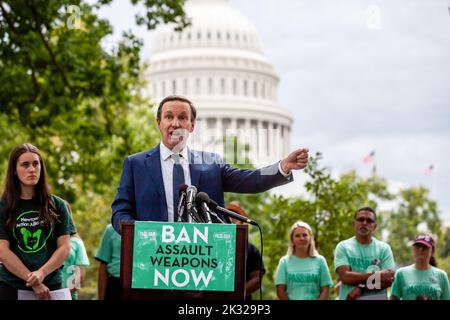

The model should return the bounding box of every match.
[413,235,435,248]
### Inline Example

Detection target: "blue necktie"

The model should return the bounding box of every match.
[172,154,185,222]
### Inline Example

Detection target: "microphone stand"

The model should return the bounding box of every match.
[189,206,205,223]
[213,205,258,225]
[209,210,225,224]
[177,192,186,222]
[177,201,186,222]
[200,202,213,223]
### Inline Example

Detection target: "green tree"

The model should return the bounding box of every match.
[251,154,443,299]
[253,153,393,299]
[437,227,450,277]
[0,0,188,199]
[385,187,442,266]
[0,0,188,299]
[437,227,450,259]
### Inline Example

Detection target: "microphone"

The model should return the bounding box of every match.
[195,192,213,223]
[196,192,257,226]
[190,205,205,223]
[186,185,197,214]
[177,184,188,222]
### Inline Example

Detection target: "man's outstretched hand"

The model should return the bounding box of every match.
[280,148,309,174]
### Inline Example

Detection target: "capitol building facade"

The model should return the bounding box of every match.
[146,0,292,166]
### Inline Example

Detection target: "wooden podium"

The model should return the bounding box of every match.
[119,221,247,300]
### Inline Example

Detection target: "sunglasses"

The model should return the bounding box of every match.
[355,217,375,224]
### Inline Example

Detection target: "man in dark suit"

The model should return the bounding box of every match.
[111,95,309,233]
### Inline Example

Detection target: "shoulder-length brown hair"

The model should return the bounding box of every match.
[1,143,58,229]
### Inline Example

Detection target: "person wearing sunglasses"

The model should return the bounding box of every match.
[390,235,449,300]
[334,207,396,300]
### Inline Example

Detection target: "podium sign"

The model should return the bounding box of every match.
[132,221,236,291]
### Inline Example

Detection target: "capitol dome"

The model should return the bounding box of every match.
[146,0,292,165]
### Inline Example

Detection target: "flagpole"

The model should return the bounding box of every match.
[432,165,437,200]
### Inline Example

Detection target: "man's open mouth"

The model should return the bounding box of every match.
[169,129,187,143]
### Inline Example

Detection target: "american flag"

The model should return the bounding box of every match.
[363,150,375,164]
[424,164,434,176]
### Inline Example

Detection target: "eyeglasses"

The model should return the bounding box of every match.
[355,217,375,224]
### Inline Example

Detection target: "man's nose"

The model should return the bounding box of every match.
[171,118,180,127]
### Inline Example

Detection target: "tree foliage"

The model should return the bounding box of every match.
[0,0,188,198]
[0,0,187,299]
[386,187,441,266]
[250,153,445,299]
[251,153,392,299]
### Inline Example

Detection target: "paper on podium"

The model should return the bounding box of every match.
[18,288,72,300]
[356,292,388,300]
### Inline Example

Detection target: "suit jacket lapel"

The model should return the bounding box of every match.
[189,149,202,188]
[145,145,167,216]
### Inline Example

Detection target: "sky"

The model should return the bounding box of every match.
[93,0,450,222]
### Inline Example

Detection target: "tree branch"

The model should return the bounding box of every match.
[26,0,73,90]
[1,3,37,129]
[25,55,40,103]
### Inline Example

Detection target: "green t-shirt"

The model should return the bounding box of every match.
[95,224,121,278]
[0,196,76,289]
[61,236,90,299]
[391,265,450,300]
[334,236,396,300]
[274,255,334,300]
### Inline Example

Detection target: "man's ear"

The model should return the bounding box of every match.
[189,120,195,133]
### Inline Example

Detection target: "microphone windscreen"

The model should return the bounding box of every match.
[179,184,188,196]
[195,192,210,204]
[187,185,197,193]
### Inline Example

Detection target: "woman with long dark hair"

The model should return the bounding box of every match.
[391,235,450,300]
[0,143,75,300]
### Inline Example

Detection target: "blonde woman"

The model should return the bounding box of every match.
[275,221,333,300]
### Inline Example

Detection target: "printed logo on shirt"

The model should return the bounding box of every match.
[13,210,52,253]
[287,272,320,285]
[430,276,438,284]
[348,256,375,271]
[20,227,42,251]
[406,284,440,300]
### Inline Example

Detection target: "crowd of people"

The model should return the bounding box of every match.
[0,95,449,300]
